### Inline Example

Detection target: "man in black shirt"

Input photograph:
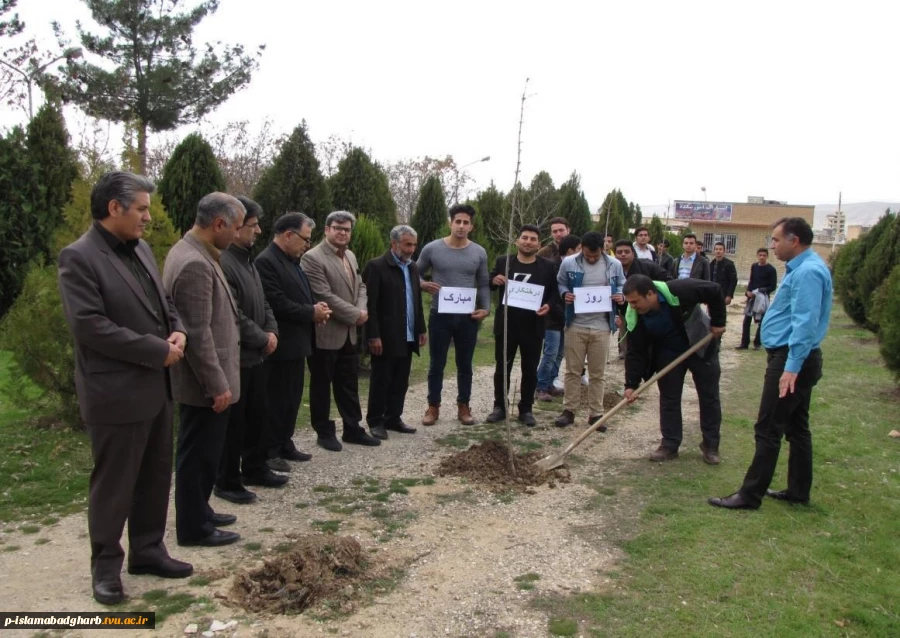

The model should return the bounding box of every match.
[737,248,778,350]
[485,225,557,425]
[709,241,738,305]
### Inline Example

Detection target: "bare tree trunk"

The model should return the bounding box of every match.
[137,119,148,176]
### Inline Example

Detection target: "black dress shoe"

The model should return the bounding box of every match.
[209,512,237,527]
[281,448,312,462]
[178,528,241,547]
[92,579,124,605]
[517,412,536,427]
[766,489,809,505]
[370,425,389,440]
[485,407,506,423]
[385,421,417,434]
[213,486,258,504]
[342,431,381,446]
[266,457,291,472]
[734,345,749,350]
[127,556,193,579]
[588,414,607,432]
[242,470,289,488]
[708,492,759,510]
[317,435,343,452]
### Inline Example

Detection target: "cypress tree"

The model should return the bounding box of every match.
[410,175,447,253]
[350,215,386,271]
[329,147,397,233]
[158,132,226,235]
[556,171,592,239]
[648,214,666,245]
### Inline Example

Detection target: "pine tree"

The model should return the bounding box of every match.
[410,175,447,253]
[474,182,509,259]
[329,147,397,233]
[26,104,78,247]
[595,189,627,241]
[648,214,665,245]
[350,215,386,271]
[524,171,557,226]
[252,122,332,246]
[158,132,226,235]
[556,171,592,239]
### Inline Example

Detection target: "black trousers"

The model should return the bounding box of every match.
[739,347,823,507]
[217,363,269,490]
[175,404,230,543]
[309,338,365,437]
[740,313,764,348]
[493,326,542,413]
[265,357,306,458]
[656,346,721,451]
[86,401,173,580]
[367,344,414,428]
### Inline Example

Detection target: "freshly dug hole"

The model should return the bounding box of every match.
[438,439,570,489]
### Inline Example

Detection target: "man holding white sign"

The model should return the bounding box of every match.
[555,231,625,428]
[485,225,557,426]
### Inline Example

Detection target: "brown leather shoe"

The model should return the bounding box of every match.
[700,441,721,465]
[457,402,476,425]
[422,404,440,426]
[649,445,679,462]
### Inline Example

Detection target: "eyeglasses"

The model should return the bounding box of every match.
[290,231,312,246]
[328,225,352,234]
[243,221,260,229]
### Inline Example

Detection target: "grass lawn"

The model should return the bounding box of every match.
[536,306,900,637]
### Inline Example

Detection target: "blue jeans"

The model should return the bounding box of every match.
[427,312,480,405]
[536,329,564,392]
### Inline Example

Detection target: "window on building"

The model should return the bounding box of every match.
[703,232,737,255]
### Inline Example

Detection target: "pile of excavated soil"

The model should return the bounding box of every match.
[230,535,366,614]
[438,439,571,489]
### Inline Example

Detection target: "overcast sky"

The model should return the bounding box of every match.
[5,0,899,213]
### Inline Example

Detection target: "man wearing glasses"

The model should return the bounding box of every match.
[301,211,381,450]
[257,213,331,467]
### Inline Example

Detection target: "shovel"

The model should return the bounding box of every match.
[534,333,715,472]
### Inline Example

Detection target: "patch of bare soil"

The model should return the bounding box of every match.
[437,439,571,489]
[228,535,368,615]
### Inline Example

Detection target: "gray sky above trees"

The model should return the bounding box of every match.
[4,0,899,213]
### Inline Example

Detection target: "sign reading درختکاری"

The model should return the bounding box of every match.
[437,287,477,314]
[574,286,612,314]
[673,200,733,222]
[504,282,545,312]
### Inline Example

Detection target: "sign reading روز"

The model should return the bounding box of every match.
[437,287,477,314]
[674,201,733,222]
[504,282,544,312]
[574,285,612,314]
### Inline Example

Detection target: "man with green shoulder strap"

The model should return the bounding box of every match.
[622,275,727,463]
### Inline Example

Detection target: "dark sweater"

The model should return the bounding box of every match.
[220,244,279,368]
[747,262,778,296]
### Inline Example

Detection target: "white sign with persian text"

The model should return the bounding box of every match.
[574,285,612,314]
[437,287,477,314]
[504,282,544,312]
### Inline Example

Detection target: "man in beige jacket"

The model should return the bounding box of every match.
[301,210,381,451]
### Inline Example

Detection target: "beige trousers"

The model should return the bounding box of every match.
[563,324,610,416]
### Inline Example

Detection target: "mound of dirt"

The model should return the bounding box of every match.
[230,535,366,614]
[438,439,570,489]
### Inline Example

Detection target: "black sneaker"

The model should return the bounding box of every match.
[242,470,289,488]
[555,410,575,427]
[341,431,382,446]
[517,412,536,427]
[485,407,506,423]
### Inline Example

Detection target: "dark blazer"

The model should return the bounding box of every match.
[362,250,426,357]
[489,254,558,338]
[58,225,185,425]
[220,244,278,367]
[669,254,710,281]
[710,257,738,299]
[255,242,317,361]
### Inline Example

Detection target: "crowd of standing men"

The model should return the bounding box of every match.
[58,171,832,605]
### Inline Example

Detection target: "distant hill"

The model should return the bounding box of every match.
[634,202,898,230]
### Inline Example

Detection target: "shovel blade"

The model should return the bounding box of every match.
[533,454,566,472]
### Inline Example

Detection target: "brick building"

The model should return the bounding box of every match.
[658,198,815,284]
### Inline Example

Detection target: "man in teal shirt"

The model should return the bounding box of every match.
[709,217,832,510]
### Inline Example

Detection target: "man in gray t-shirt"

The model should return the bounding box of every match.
[415,204,490,426]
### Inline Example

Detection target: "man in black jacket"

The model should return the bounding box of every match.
[216,197,286,503]
[737,248,778,350]
[256,213,331,468]
[709,241,738,304]
[669,234,710,280]
[622,275,726,464]
[362,225,427,440]
[614,240,671,359]
[485,225,557,426]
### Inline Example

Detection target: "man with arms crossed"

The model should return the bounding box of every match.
[709,218,831,510]
[58,171,192,605]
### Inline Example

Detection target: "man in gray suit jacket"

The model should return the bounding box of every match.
[58,172,193,605]
[163,193,244,548]
[301,210,381,451]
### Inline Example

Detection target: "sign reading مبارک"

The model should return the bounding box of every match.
[573,285,612,314]
[504,282,544,312]
[674,201,733,222]
[437,287,477,314]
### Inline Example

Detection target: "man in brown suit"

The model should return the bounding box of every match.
[58,171,193,606]
[163,193,244,547]
[301,210,381,451]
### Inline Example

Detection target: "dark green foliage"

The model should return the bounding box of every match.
[876,264,900,379]
[350,215,386,271]
[855,212,899,328]
[158,132,226,235]
[556,171,592,239]
[26,104,78,235]
[252,122,333,246]
[648,215,665,245]
[410,175,447,253]
[833,213,893,326]
[595,189,629,241]
[328,147,397,233]
[524,171,557,226]
[54,0,261,173]
[473,182,509,260]
[832,239,866,324]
